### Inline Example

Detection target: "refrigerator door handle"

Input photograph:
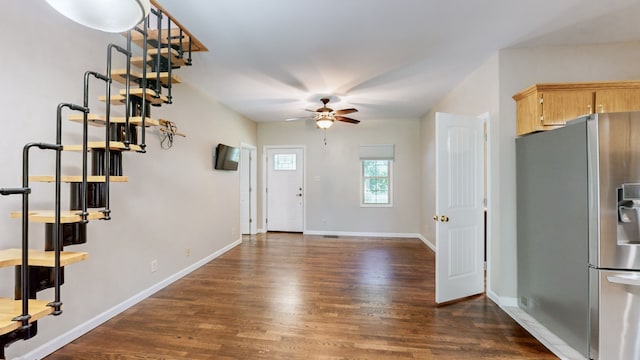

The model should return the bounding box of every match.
[606,274,640,287]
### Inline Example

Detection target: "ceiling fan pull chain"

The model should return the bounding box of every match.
[323,129,327,146]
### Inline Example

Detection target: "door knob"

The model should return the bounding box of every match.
[433,215,439,221]
[440,215,449,222]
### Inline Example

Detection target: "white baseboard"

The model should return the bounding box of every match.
[303,230,424,240]
[15,238,243,360]
[485,290,518,308]
[501,305,586,360]
[415,234,435,252]
[498,296,519,308]
[486,289,500,305]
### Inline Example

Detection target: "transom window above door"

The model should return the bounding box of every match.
[273,154,296,170]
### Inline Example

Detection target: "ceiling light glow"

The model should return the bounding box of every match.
[46,0,151,33]
[315,113,334,129]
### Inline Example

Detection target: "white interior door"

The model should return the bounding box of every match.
[240,146,256,235]
[266,147,304,232]
[435,112,485,304]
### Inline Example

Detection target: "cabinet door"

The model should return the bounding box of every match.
[541,90,594,126]
[515,92,540,136]
[595,88,640,113]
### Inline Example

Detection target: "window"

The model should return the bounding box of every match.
[362,159,392,206]
[273,154,296,170]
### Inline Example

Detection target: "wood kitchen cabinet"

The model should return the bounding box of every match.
[595,88,640,114]
[513,81,640,136]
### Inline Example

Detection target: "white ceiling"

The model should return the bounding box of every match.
[158,0,640,123]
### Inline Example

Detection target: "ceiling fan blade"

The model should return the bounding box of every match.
[304,109,317,113]
[335,116,360,124]
[335,108,358,116]
[286,116,312,122]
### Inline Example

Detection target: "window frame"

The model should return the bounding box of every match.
[360,159,393,207]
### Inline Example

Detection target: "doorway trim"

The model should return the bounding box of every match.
[262,145,307,232]
[480,112,494,303]
[240,142,257,235]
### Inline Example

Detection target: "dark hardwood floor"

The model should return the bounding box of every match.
[46,233,557,359]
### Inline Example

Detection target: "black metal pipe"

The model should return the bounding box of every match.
[83,71,106,224]
[104,44,130,220]
[16,142,62,328]
[0,184,29,329]
[187,33,193,66]
[51,104,84,315]
[177,28,184,58]
[53,106,64,315]
[124,31,132,148]
[155,10,163,99]
[0,188,30,195]
[140,16,149,153]
[166,16,173,104]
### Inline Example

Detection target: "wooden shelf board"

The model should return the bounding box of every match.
[68,114,109,127]
[128,88,169,104]
[112,68,182,86]
[69,114,160,127]
[63,141,143,152]
[131,48,188,68]
[0,298,53,336]
[98,95,127,105]
[0,248,88,268]
[10,210,105,223]
[130,56,150,68]
[29,175,128,183]
[148,71,182,85]
[99,89,168,105]
[129,28,207,53]
[148,48,188,67]
[111,68,143,85]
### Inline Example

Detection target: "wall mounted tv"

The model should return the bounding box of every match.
[214,143,240,171]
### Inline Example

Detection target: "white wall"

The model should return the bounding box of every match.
[258,118,421,235]
[421,41,640,304]
[1,2,256,358]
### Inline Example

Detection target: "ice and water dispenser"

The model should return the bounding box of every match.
[617,183,640,244]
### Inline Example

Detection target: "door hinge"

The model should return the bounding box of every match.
[483,198,487,207]
[484,262,487,271]
[249,218,252,223]
[266,218,268,224]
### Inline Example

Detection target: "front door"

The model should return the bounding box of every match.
[435,112,486,304]
[266,147,304,232]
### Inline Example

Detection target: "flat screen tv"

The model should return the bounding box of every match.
[214,143,240,171]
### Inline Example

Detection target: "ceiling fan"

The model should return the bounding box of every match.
[288,97,360,129]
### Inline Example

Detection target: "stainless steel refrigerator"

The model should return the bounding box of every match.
[517,111,640,360]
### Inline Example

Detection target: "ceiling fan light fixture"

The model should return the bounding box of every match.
[315,113,334,129]
[46,0,151,33]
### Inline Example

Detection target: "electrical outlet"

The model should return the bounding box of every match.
[185,248,190,257]
[151,259,158,272]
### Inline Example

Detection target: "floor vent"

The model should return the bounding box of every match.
[323,235,339,238]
